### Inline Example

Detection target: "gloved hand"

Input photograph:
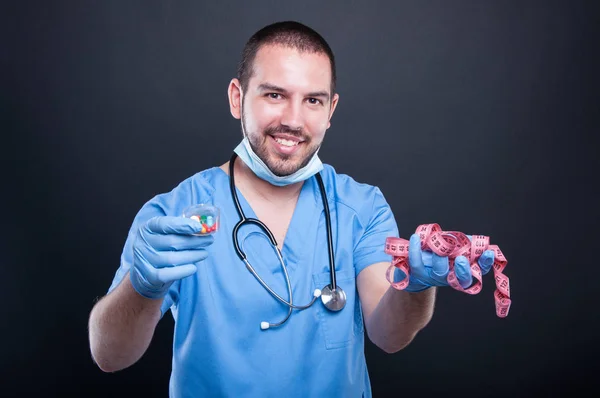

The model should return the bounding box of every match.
[395,233,495,293]
[130,216,214,299]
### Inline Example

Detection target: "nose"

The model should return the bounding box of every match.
[280,99,304,131]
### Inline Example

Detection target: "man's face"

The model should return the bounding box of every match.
[237,45,339,177]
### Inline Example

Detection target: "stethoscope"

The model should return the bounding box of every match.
[228,153,346,330]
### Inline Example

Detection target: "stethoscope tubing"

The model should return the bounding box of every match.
[228,153,337,292]
[227,153,342,328]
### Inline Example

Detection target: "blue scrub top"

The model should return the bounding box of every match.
[108,163,399,398]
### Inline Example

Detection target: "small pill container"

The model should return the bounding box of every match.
[183,204,220,235]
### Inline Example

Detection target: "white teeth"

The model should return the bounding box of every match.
[274,137,298,147]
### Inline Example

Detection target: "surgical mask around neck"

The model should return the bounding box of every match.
[233,136,323,186]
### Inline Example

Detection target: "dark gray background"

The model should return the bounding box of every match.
[2,1,598,397]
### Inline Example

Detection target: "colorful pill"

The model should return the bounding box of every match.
[206,216,214,227]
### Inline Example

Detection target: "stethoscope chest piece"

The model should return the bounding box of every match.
[320,285,346,311]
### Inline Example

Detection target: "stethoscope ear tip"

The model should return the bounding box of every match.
[260,322,270,330]
[313,289,322,298]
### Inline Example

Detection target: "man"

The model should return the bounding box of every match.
[88,21,495,397]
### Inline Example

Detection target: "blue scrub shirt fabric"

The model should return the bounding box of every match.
[107,164,399,398]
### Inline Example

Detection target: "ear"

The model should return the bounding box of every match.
[326,93,340,129]
[228,78,242,119]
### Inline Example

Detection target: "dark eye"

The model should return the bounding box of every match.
[307,98,321,105]
[268,93,281,99]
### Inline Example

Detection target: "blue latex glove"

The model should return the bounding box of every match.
[394,233,495,293]
[130,216,214,299]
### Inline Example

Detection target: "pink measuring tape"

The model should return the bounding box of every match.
[384,223,511,317]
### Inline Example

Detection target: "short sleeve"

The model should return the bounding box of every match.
[353,187,399,276]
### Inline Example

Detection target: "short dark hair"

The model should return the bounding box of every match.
[237,21,337,97]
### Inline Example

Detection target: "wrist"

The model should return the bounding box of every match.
[404,284,431,293]
[393,267,431,293]
[129,267,170,299]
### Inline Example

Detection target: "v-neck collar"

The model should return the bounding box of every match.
[215,166,323,273]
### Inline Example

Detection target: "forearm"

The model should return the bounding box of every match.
[366,286,437,353]
[88,272,163,372]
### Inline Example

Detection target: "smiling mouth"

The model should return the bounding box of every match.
[273,137,300,147]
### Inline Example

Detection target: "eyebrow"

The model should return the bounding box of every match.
[257,83,330,101]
